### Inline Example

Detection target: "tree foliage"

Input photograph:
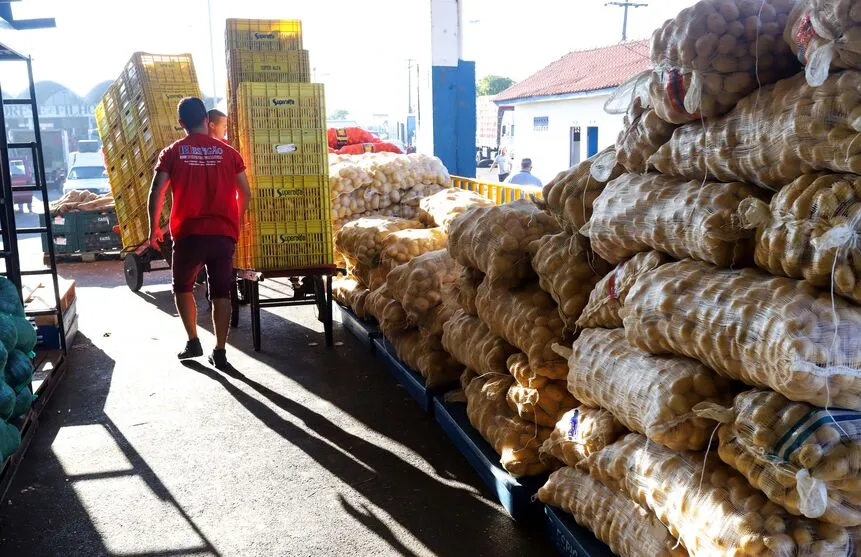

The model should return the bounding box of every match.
[329,109,350,120]
[477,75,515,96]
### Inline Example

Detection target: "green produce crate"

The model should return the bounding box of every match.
[81,232,122,252]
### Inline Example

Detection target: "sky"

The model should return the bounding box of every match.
[2,0,697,122]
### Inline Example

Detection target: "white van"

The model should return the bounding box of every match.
[63,153,111,196]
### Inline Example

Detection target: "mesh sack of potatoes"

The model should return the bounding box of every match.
[539,407,625,469]
[582,432,857,556]
[577,251,670,329]
[697,388,861,526]
[506,379,577,428]
[538,466,688,557]
[623,259,861,410]
[441,309,518,375]
[604,85,680,174]
[332,275,370,319]
[648,0,798,124]
[649,71,861,190]
[387,249,459,327]
[738,173,861,305]
[364,285,409,333]
[462,369,552,477]
[378,227,448,273]
[452,266,484,316]
[334,216,423,269]
[557,327,732,451]
[542,147,624,233]
[529,232,612,330]
[476,280,569,379]
[418,187,494,230]
[386,329,462,389]
[582,172,765,267]
[329,155,371,198]
[785,0,861,87]
[448,199,561,288]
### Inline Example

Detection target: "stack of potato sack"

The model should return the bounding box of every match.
[443,196,614,477]
[328,153,450,228]
[536,0,861,554]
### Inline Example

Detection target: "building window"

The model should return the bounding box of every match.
[533,116,549,131]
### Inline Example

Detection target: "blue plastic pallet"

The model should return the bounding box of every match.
[336,302,379,350]
[372,337,446,413]
[433,397,546,522]
[544,505,615,557]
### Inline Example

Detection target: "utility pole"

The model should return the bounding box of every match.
[406,59,415,114]
[605,1,648,41]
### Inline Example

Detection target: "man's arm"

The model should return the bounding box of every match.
[236,171,251,227]
[488,156,497,172]
[148,171,170,247]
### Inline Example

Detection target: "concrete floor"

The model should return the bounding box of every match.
[0,258,553,556]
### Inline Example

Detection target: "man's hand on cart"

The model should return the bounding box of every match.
[149,226,164,250]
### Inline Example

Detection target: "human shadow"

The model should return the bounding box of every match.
[182,360,542,556]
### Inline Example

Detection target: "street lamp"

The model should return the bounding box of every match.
[605,1,648,41]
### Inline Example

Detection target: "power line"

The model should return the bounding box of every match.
[605,1,648,41]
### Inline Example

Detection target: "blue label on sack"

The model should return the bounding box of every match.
[567,409,580,440]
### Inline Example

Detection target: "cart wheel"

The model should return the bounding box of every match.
[124,254,144,292]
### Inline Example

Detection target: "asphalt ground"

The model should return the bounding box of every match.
[0,250,554,557]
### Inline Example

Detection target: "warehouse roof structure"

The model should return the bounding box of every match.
[495,39,651,103]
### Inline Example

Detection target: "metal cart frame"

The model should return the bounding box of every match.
[231,265,337,352]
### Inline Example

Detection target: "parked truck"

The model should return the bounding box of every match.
[9,128,69,190]
[476,96,514,167]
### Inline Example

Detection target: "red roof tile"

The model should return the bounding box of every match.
[495,40,651,103]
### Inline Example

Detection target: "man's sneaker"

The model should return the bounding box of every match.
[178,338,203,360]
[208,348,230,371]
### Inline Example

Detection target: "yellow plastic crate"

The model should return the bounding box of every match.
[139,118,186,161]
[124,53,198,91]
[225,19,303,52]
[116,190,172,250]
[248,174,330,223]
[238,128,328,177]
[133,83,201,124]
[236,82,325,131]
[227,49,310,87]
[235,219,333,271]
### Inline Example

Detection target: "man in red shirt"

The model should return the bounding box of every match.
[148,97,251,370]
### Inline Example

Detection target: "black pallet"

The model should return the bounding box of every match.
[544,505,615,557]
[433,397,546,522]
[336,302,379,350]
[372,337,445,413]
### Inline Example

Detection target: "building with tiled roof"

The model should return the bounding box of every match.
[492,40,650,183]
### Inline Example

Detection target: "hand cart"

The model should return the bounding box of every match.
[231,265,337,352]
[121,226,173,292]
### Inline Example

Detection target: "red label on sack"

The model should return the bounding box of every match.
[608,265,622,300]
[794,12,816,64]
[663,68,700,120]
[362,143,376,153]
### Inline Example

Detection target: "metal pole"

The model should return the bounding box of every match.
[622,4,629,41]
[207,0,217,108]
[407,60,413,114]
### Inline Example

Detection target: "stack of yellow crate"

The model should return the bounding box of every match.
[225,19,332,270]
[95,53,201,249]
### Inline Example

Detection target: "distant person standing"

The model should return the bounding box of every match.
[505,158,543,188]
[489,147,512,182]
[207,109,228,142]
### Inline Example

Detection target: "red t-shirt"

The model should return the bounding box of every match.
[155,133,246,242]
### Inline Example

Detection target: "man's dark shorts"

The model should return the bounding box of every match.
[172,235,235,299]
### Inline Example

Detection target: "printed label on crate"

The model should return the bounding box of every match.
[270,97,297,107]
[52,216,65,225]
[97,216,109,223]
[275,188,304,198]
[253,31,278,41]
[99,235,111,242]
[277,233,307,243]
[273,144,297,154]
[254,62,285,73]
[55,237,67,246]
[161,92,186,103]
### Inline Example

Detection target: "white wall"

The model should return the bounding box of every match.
[509,93,623,184]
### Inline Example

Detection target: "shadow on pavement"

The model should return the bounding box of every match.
[181,359,533,556]
[0,334,221,557]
